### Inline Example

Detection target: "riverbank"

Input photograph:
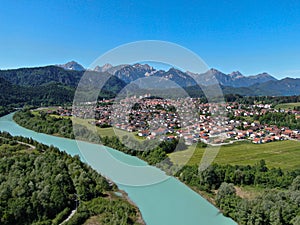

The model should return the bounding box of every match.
[104,176,146,225]
[116,189,146,225]
[0,131,144,225]
[1,112,237,225]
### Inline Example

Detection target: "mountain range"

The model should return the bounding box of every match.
[58,61,280,86]
[0,61,299,107]
[187,69,277,87]
[57,61,300,95]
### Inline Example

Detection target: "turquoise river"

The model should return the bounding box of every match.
[0,113,237,225]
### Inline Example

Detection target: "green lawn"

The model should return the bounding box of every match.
[34,107,60,112]
[275,102,300,110]
[72,117,144,142]
[97,127,115,137]
[169,140,300,170]
[98,127,145,142]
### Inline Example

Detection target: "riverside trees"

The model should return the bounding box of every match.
[177,162,300,225]
[0,132,142,225]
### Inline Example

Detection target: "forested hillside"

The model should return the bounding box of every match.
[0,78,75,107]
[0,66,83,87]
[0,66,127,110]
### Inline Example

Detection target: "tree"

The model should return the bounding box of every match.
[216,182,239,217]
[290,176,300,191]
[291,215,300,225]
[216,182,236,204]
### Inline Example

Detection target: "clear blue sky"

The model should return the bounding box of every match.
[1,0,300,78]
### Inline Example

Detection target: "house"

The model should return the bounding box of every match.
[167,135,176,140]
[262,137,271,143]
[274,136,283,141]
[227,131,236,138]
[246,129,253,136]
[127,126,136,132]
[146,135,156,140]
[151,128,168,136]
[253,138,262,144]
[283,129,293,137]
[138,130,150,137]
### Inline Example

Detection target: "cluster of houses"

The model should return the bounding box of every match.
[226,123,297,144]
[44,107,72,117]
[61,97,300,145]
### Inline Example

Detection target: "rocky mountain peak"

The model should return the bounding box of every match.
[58,61,85,71]
[133,63,153,71]
[255,72,273,77]
[229,71,244,79]
[209,68,222,74]
[94,63,113,72]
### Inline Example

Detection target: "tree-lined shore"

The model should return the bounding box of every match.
[0,131,144,225]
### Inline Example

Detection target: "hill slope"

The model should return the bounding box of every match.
[188,69,277,87]
[250,78,300,96]
[0,66,83,87]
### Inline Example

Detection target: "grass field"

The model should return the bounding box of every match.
[169,140,300,170]
[275,102,300,110]
[72,117,144,142]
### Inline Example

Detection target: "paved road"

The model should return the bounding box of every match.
[59,209,77,225]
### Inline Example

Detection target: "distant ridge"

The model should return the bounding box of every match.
[0,62,299,97]
[91,63,277,88]
[57,61,277,88]
[187,68,277,87]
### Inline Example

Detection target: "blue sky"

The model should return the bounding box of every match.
[1,0,300,78]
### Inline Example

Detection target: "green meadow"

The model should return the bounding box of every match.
[169,140,300,170]
[275,102,300,110]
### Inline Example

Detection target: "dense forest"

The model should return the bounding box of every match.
[224,94,300,105]
[0,132,143,225]
[232,110,300,130]
[0,66,127,110]
[177,161,300,225]
[0,66,83,87]
[13,110,75,139]
[257,111,300,130]
[0,77,75,108]
[0,106,14,117]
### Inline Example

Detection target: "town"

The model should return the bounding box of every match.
[47,96,300,146]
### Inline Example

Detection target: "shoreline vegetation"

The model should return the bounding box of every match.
[12,110,300,224]
[0,131,145,225]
